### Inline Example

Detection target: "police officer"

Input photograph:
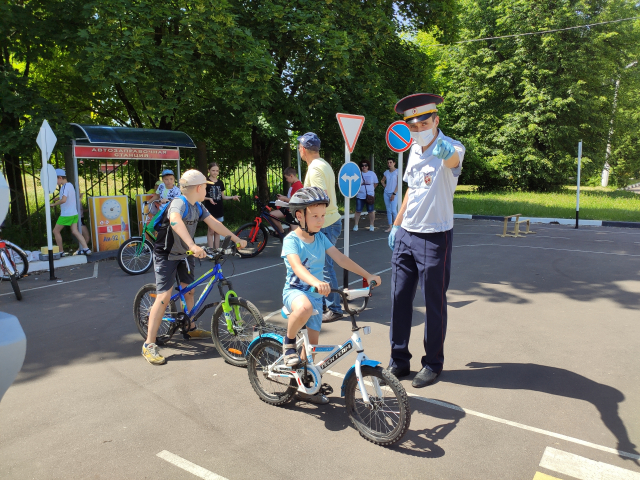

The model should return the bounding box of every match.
[387,93,465,388]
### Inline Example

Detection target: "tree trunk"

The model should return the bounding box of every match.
[3,153,27,226]
[251,126,273,203]
[196,141,208,174]
[283,139,291,186]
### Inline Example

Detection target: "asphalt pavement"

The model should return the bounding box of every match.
[1,218,639,480]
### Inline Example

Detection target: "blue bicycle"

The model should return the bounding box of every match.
[132,239,265,366]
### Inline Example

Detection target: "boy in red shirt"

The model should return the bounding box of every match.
[272,167,302,234]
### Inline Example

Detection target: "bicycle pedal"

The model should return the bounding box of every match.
[320,383,333,396]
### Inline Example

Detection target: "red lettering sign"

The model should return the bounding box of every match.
[74,146,180,160]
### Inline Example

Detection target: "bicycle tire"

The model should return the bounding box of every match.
[133,283,177,345]
[344,365,411,446]
[211,297,265,367]
[247,337,297,405]
[10,273,22,301]
[1,245,28,280]
[118,237,154,275]
[234,223,268,258]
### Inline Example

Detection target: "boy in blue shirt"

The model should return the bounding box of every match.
[281,187,381,403]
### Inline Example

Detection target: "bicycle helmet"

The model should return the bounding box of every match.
[288,187,330,235]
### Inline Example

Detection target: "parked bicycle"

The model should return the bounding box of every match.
[117,200,159,275]
[0,231,29,301]
[234,196,294,258]
[246,281,411,446]
[132,238,265,366]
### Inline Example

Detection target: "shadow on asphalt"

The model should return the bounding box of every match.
[441,362,640,464]
[287,394,464,457]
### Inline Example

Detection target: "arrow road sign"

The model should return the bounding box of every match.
[338,162,362,198]
[386,121,412,153]
[336,113,365,153]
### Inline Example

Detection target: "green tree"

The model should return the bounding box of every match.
[417,0,639,190]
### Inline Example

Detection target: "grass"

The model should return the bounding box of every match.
[453,185,640,222]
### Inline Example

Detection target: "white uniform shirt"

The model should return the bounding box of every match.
[59,183,78,217]
[401,130,465,233]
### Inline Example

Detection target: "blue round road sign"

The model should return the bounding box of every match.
[338,162,362,199]
[386,121,412,153]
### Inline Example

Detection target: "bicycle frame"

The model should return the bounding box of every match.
[247,201,293,243]
[168,261,241,332]
[264,327,382,404]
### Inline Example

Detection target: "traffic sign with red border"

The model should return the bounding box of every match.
[386,121,412,153]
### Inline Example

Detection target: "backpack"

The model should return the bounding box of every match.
[153,195,203,232]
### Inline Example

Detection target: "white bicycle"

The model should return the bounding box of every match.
[246,282,411,446]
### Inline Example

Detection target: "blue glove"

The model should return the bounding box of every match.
[433,138,455,160]
[388,225,399,251]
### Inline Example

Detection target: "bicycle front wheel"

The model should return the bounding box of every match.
[133,283,177,345]
[118,238,154,275]
[9,273,22,301]
[234,223,268,258]
[247,337,296,406]
[211,297,265,366]
[344,366,411,446]
[1,245,28,280]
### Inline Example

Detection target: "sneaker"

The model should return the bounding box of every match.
[74,248,92,256]
[187,328,211,339]
[296,392,329,405]
[322,310,343,323]
[353,225,358,232]
[142,343,166,365]
[369,225,374,232]
[60,252,69,257]
[283,342,301,368]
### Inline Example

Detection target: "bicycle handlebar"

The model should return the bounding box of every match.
[309,280,377,316]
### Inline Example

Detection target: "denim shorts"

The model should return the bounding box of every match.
[355,197,374,213]
[283,288,323,332]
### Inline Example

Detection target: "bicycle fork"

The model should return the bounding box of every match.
[249,218,263,242]
[0,250,16,276]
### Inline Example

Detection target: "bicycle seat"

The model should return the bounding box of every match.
[281,305,320,319]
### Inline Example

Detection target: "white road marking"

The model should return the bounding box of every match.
[454,244,640,257]
[0,262,99,296]
[539,447,640,479]
[323,371,640,461]
[456,233,570,239]
[594,239,614,243]
[156,450,229,480]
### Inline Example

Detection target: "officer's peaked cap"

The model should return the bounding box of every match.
[395,93,443,124]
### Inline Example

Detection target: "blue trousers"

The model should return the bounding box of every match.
[320,219,342,314]
[389,227,452,374]
[383,191,398,225]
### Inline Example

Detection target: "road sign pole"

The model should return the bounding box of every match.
[398,151,403,203]
[343,143,350,289]
[297,147,302,180]
[37,120,58,280]
[576,141,582,229]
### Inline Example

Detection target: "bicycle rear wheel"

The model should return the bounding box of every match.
[9,273,22,301]
[133,283,177,345]
[234,223,268,258]
[1,245,28,280]
[344,366,411,446]
[118,237,153,275]
[247,337,296,405]
[211,297,265,367]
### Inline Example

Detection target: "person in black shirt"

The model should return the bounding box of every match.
[204,162,240,248]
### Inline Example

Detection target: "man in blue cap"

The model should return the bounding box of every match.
[297,132,343,322]
[387,93,465,388]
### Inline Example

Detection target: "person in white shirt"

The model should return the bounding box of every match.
[50,169,92,256]
[352,160,378,232]
[387,93,465,388]
[381,157,399,232]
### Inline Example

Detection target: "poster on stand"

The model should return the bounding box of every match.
[135,194,156,236]
[88,196,131,252]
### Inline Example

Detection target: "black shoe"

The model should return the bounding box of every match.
[412,366,439,388]
[387,366,411,378]
[322,311,343,323]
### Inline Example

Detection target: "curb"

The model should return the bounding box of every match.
[453,214,640,229]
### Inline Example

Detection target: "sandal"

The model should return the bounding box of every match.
[282,341,301,368]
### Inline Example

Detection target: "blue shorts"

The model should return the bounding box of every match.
[283,288,323,332]
[355,198,374,213]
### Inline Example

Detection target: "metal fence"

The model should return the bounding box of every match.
[1,148,285,250]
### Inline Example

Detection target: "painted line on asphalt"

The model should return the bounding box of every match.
[456,233,571,239]
[322,371,640,461]
[0,262,99,297]
[455,244,640,257]
[539,446,640,479]
[229,237,387,279]
[156,450,228,480]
